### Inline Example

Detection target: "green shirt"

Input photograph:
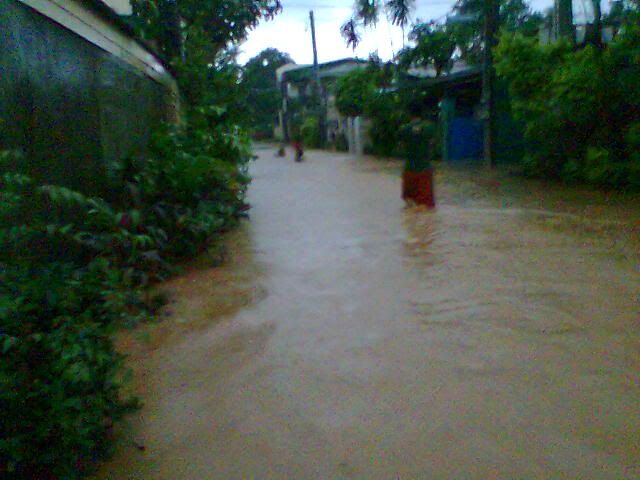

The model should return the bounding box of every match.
[401,120,434,172]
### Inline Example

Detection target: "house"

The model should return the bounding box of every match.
[0,0,178,195]
[402,64,523,164]
[274,58,368,153]
[402,67,485,163]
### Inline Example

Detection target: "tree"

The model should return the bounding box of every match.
[367,52,395,87]
[356,0,380,26]
[555,0,574,42]
[132,0,282,59]
[341,0,416,49]
[241,49,294,136]
[494,27,640,188]
[402,23,456,77]
[447,0,542,64]
[130,0,283,106]
[587,0,603,47]
[341,18,362,50]
[335,69,377,117]
[500,0,544,35]
[341,0,539,62]
[386,0,415,46]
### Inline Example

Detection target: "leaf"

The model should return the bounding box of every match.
[1,335,17,354]
[130,210,142,227]
[63,397,83,410]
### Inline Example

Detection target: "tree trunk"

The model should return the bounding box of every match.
[555,0,574,43]
[591,0,602,46]
[482,0,500,167]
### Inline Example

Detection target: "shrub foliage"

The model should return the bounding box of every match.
[0,106,252,477]
[1,0,273,475]
[495,24,640,189]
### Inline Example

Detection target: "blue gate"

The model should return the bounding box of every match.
[448,117,483,161]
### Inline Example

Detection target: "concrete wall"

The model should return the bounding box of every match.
[0,0,179,195]
[346,117,366,156]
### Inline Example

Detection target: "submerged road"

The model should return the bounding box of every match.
[97,147,639,479]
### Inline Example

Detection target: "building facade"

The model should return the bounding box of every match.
[274,58,369,154]
[0,0,178,194]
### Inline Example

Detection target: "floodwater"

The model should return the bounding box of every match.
[96,148,640,479]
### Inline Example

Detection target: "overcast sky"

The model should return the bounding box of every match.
[237,0,559,65]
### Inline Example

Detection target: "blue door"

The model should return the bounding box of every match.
[448,117,483,161]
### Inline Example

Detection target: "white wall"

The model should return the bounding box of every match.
[346,117,365,156]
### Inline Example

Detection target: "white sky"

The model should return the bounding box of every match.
[237,0,558,65]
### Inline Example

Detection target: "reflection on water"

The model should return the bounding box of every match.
[96,151,640,480]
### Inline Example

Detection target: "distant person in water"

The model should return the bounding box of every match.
[292,138,304,162]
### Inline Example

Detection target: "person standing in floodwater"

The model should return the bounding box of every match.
[292,138,304,162]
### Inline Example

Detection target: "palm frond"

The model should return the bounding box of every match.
[341,18,362,50]
[385,0,414,27]
[355,0,380,26]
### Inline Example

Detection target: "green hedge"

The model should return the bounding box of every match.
[0,106,252,478]
[495,22,640,189]
[300,116,322,148]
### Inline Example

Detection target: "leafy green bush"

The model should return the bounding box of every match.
[0,107,252,477]
[495,24,640,189]
[625,122,640,188]
[0,156,145,477]
[335,69,376,118]
[1,155,154,274]
[0,260,140,479]
[365,91,409,158]
[300,116,322,148]
[2,0,265,474]
[114,107,252,258]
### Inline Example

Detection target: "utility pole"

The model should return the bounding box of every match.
[482,0,500,167]
[309,10,326,145]
[310,10,319,73]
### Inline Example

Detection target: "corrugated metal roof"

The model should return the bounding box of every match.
[79,0,174,75]
[283,58,367,82]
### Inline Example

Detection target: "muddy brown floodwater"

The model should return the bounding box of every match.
[95,147,640,479]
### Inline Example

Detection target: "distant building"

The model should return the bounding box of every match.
[406,61,473,79]
[275,58,369,154]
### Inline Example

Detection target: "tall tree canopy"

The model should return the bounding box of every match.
[447,0,542,64]
[341,0,415,49]
[131,0,282,59]
[398,23,457,76]
[130,0,283,106]
[335,69,377,117]
[241,48,294,136]
[341,0,541,65]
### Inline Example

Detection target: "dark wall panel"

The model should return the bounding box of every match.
[0,1,174,194]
